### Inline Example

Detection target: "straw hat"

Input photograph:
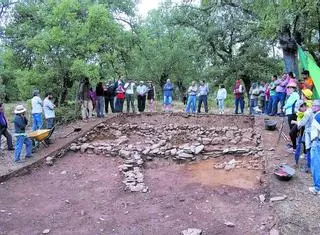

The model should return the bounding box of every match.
[302,89,313,100]
[14,105,27,114]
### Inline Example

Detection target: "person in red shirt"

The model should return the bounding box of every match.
[233,79,245,114]
[299,70,314,91]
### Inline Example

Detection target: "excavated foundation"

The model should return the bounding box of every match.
[60,114,264,193]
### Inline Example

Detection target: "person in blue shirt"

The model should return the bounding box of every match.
[163,79,174,112]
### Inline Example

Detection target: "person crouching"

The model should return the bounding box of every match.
[14,105,33,163]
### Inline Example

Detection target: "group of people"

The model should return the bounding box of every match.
[78,76,156,120]
[183,81,227,114]
[0,91,56,163]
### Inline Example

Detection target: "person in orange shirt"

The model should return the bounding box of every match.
[299,70,314,90]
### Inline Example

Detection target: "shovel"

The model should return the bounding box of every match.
[61,127,82,138]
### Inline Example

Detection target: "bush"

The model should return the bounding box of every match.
[55,102,81,125]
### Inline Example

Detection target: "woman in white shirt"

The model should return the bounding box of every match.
[216,84,227,114]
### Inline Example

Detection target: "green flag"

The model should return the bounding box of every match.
[298,46,320,99]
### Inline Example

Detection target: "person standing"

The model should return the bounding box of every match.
[147,81,156,113]
[233,79,244,114]
[0,103,14,151]
[216,84,227,114]
[163,79,174,112]
[95,81,105,118]
[124,80,136,113]
[299,70,314,91]
[273,74,289,116]
[259,80,266,113]
[78,77,93,120]
[309,100,320,194]
[43,92,55,129]
[264,83,270,114]
[284,81,300,152]
[186,81,198,114]
[249,83,259,115]
[115,82,125,112]
[31,90,43,131]
[197,80,209,113]
[267,75,277,115]
[136,81,148,113]
[13,105,33,163]
[104,80,115,114]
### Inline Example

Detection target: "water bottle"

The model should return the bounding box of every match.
[299,154,306,172]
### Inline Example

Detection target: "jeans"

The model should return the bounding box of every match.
[126,94,135,113]
[32,113,42,131]
[218,99,225,113]
[311,140,320,191]
[250,98,257,114]
[186,95,197,113]
[46,118,54,129]
[163,96,172,105]
[259,97,266,113]
[0,128,13,150]
[198,95,208,113]
[115,98,124,112]
[234,97,244,114]
[14,135,32,161]
[137,95,146,112]
[105,96,114,114]
[96,96,105,118]
[267,95,276,114]
[273,92,286,115]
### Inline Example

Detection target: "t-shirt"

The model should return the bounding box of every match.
[124,83,135,95]
[269,82,276,96]
[31,96,42,114]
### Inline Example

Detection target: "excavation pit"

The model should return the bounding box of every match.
[0,114,272,235]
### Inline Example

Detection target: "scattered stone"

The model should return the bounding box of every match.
[80,210,85,216]
[42,229,50,234]
[119,149,131,158]
[181,228,202,235]
[80,143,90,153]
[269,228,280,235]
[46,157,54,166]
[259,194,266,203]
[270,195,287,202]
[61,171,67,175]
[224,221,235,227]
[224,159,237,171]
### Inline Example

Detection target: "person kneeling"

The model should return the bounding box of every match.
[14,105,33,163]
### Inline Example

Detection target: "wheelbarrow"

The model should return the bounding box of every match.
[28,127,56,152]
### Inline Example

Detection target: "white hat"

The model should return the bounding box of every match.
[14,105,27,114]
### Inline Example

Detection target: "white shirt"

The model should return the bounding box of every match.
[124,83,135,95]
[43,97,55,119]
[216,88,227,100]
[136,85,148,95]
[31,96,43,114]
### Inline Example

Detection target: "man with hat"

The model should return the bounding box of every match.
[299,70,314,91]
[13,105,33,162]
[136,81,148,113]
[31,90,43,131]
[309,100,320,194]
[284,81,300,151]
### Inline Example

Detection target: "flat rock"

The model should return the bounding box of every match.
[42,229,50,234]
[194,145,204,155]
[224,221,235,227]
[181,228,202,235]
[270,195,287,202]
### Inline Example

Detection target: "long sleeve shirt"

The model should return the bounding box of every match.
[43,98,55,119]
[311,111,320,141]
[188,85,198,96]
[284,92,300,115]
[198,85,209,96]
[136,85,148,96]
[275,78,289,93]
[14,114,28,134]
[216,88,227,100]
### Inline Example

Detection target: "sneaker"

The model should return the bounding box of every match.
[14,159,25,163]
[25,155,34,158]
[309,187,320,195]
